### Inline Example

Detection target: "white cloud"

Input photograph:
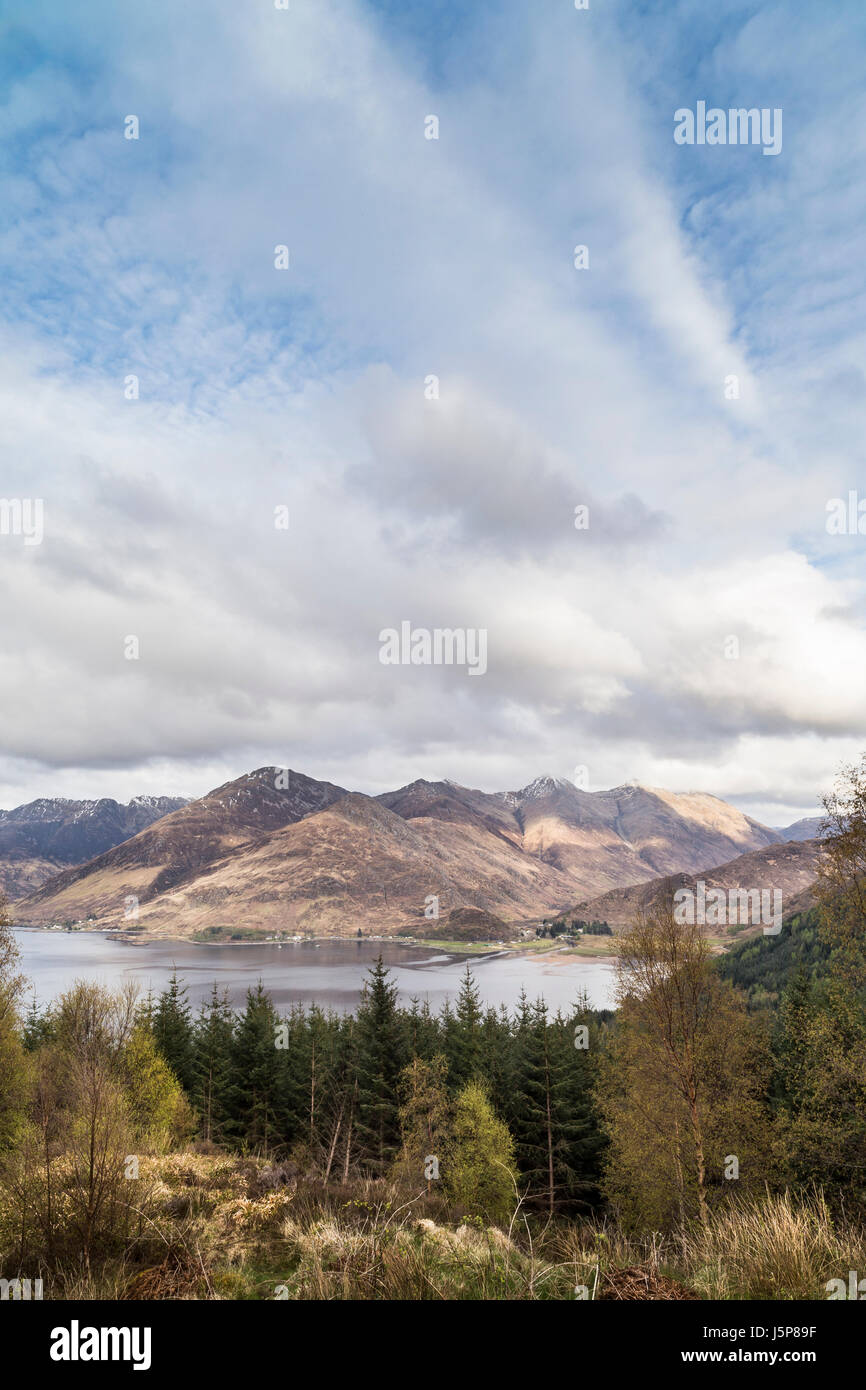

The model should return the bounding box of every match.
[0,0,863,822]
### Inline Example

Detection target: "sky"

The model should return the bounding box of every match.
[1,0,865,825]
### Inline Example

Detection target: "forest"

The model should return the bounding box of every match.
[1,760,865,1300]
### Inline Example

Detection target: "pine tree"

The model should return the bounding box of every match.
[22,992,55,1051]
[507,995,605,1215]
[153,971,195,1091]
[275,1003,308,1153]
[192,985,235,1143]
[229,983,281,1151]
[547,1004,606,1212]
[447,966,484,1089]
[354,957,408,1172]
[279,1004,340,1165]
[509,997,557,1212]
[480,1004,513,1119]
[405,997,440,1059]
[136,989,156,1034]
[330,1012,361,1182]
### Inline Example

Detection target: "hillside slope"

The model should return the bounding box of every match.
[0,795,188,899]
[564,837,822,931]
[13,770,786,937]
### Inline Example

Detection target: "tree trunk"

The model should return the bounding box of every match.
[323,1104,344,1184]
[342,1085,356,1182]
[686,1084,710,1228]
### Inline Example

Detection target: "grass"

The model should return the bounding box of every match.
[3,1152,861,1301]
[680,1190,864,1300]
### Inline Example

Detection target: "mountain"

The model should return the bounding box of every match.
[775,815,825,842]
[12,769,787,937]
[502,777,780,896]
[50,790,575,938]
[0,795,189,900]
[12,768,347,921]
[377,779,523,845]
[380,776,779,896]
[563,837,823,932]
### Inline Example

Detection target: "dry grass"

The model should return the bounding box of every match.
[3,1151,862,1301]
[680,1190,865,1300]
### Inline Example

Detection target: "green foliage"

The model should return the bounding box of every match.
[442,1080,515,1223]
[444,966,484,1089]
[229,983,282,1149]
[119,1027,193,1150]
[0,910,29,1151]
[509,994,605,1214]
[153,971,195,1090]
[353,956,409,1173]
[715,908,830,1006]
[395,1055,450,1186]
[192,985,235,1143]
[597,903,774,1231]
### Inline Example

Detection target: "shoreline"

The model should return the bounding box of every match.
[12,923,618,963]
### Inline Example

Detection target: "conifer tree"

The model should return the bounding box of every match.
[447,966,484,1089]
[22,992,55,1052]
[279,1004,340,1163]
[229,983,281,1151]
[136,988,156,1035]
[354,957,408,1172]
[329,1012,361,1182]
[480,1004,513,1119]
[192,985,235,1143]
[153,971,195,1091]
[406,997,440,1059]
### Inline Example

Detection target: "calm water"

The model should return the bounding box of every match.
[13,930,616,1015]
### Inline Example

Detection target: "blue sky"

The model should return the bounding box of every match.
[0,0,865,821]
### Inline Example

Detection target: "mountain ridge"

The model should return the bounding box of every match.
[0,794,189,899]
[10,767,811,937]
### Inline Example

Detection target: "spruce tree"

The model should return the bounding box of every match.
[354,957,408,1172]
[229,983,282,1151]
[508,995,604,1215]
[406,997,441,1059]
[480,1004,513,1119]
[153,971,195,1091]
[447,966,484,1089]
[21,992,55,1051]
[192,984,235,1143]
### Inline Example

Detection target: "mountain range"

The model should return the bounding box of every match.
[7,769,823,939]
[0,796,189,899]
